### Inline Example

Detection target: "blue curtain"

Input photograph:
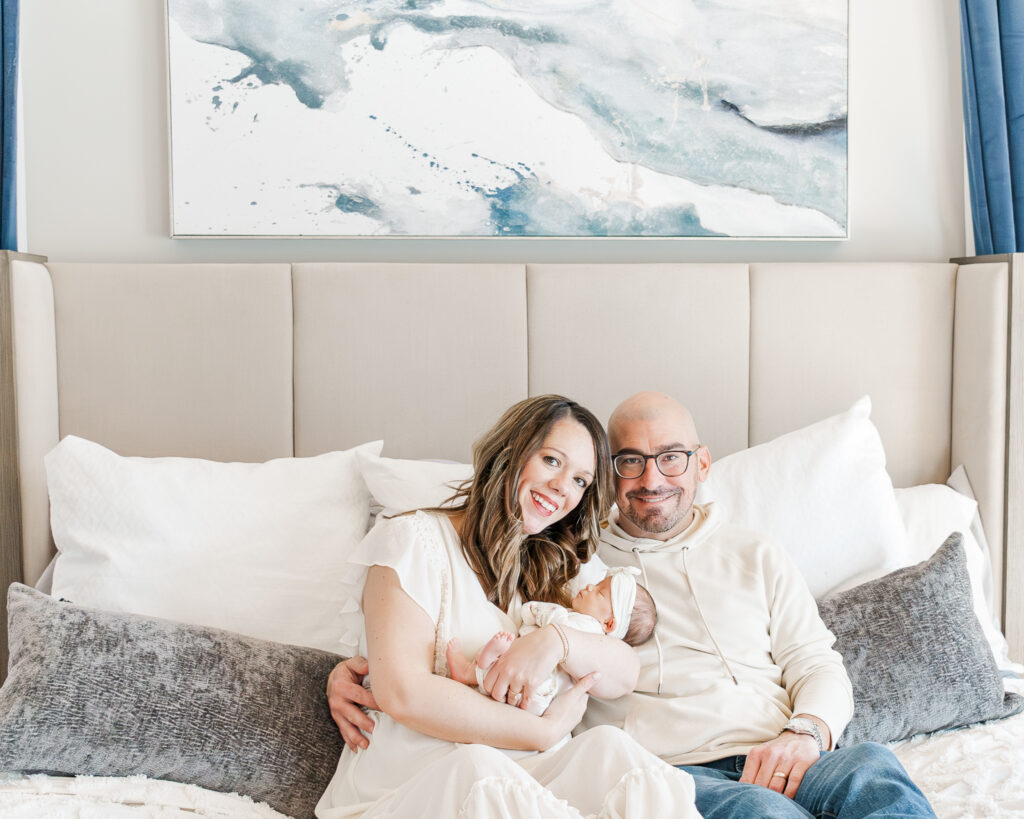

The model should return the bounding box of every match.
[961,0,1023,255]
[0,0,17,251]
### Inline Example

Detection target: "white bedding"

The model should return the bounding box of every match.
[3,679,1023,819]
[0,773,290,818]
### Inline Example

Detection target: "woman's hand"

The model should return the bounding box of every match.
[327,656,380,751]
[483,622,640,705]
[537,672,600,749]
[481,625,562,711]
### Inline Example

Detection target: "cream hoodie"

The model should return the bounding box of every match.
[580,502,854,766]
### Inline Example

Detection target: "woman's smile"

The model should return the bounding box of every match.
[517,418,596,535]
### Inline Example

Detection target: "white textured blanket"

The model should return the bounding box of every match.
[0,773,290,818]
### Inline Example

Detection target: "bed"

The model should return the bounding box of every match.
[1,251,1023,818]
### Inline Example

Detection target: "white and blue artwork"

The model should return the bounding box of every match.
[166,0,847,237]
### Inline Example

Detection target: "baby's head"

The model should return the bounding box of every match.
[572,568,657,647]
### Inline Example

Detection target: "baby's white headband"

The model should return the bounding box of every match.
[608,566,641,640]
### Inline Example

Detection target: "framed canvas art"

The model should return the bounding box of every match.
[166,0,848,238]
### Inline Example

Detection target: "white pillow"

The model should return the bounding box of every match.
[46,435,382,654]
[698,396,910,598]
[357,451,472,514]
[893,482,1023,675]
[947,464,996,613]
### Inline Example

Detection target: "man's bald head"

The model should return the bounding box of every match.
[608,392,700,452]
[608,391,709,541]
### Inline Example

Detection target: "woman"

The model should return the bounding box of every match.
[316,395,697,818]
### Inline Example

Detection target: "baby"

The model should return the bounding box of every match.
[446,567,657,716]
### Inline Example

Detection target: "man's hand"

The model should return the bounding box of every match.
[739,731,821,799]
[480,625,562,712]
[326,656,380,751]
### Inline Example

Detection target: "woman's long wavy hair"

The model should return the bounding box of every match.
[444,395,614,612]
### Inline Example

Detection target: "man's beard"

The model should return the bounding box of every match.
[620,491,692,535]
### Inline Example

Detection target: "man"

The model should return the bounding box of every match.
[329,391,934,817]
[582,391,933,817]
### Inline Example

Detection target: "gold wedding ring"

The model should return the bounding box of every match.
[772,772,788,778]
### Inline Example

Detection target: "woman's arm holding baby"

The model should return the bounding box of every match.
[363,565,596,752]
[481,624,639,709]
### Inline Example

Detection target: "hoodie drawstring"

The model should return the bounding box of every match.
[681,548,739,686]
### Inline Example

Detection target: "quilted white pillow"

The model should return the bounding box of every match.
[698,396,910,598]
[46,435,382,653]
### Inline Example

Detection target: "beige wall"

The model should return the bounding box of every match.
[22,0,966,263]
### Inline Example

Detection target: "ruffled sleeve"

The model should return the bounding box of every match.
[348,511,447,627]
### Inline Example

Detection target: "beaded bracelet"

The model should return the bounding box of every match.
[551,622,570,665]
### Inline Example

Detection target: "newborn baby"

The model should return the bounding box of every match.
[446,566,657,715]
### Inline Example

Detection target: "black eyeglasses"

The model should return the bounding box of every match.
[613,448,700,479]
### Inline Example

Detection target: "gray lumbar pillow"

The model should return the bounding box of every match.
[817,533,1024,746]
[0,584,345,819]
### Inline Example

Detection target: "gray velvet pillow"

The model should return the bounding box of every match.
[817,533,1024,746]
[0,584,345,819]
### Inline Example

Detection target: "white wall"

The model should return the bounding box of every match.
[21,0,966,263]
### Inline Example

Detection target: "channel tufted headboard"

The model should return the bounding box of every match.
[2,251,1022,677]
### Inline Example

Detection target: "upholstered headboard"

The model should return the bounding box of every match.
[2,252,1021,675]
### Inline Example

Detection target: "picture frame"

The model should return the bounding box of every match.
[166,0,848,238]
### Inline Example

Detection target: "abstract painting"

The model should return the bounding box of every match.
[166,1,847,237]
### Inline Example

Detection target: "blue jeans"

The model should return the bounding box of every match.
[678,742,935,818]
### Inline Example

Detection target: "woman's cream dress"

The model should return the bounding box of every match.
[315,511,697,819]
